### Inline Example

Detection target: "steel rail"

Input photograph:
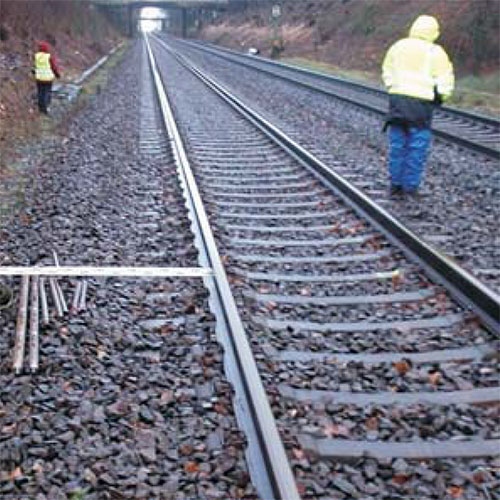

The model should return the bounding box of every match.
[171,37,500,159]
[145,36,300,500]
[184,39,500,127]
[155,38,500,335]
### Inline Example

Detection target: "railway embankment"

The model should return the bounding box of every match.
[0,0,122,177]
[199,0,500,115]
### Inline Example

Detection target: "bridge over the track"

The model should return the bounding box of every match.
[92,0,228,36]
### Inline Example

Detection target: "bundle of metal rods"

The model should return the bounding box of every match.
[71,279,88,314]
[11,253,88,375]
[12,275,43,375]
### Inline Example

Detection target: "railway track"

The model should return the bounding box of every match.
[157,34,500,296]
[147,36,500,499]
[174,38,500,160]
[0,36,498,499]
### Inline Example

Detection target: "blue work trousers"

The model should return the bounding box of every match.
[388,125,431,192]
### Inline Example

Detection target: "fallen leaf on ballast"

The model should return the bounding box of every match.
[428,370,442,385]
[19,213,32,225]
[392,473,410,485]
[447,486,464,498]
[391,269,404,289]
[1,423,17,434]
[10,467,22,481]
[324,423,350,438]
[96,346,107,360]
[327,222,341,233]
[393,359,412,376]
[296,482,307,495]
[365,416,379,431]
[228,275,244,286]
[464,314,481,330]
[184,303,196,314]
[179,444,193,456]
[160,390,174,405]
[472,468,490,484]
[160,324,175,335]
[214,403,229,415]
[184,461,199,473]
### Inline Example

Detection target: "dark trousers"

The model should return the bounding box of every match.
[36,81,52,113]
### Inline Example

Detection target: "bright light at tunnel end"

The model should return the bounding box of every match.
[140,20,161,32]
[139,7,165,33]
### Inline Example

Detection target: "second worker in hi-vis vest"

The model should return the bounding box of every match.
[33,41,61,115]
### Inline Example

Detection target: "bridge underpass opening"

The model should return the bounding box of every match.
[138,6,167,33]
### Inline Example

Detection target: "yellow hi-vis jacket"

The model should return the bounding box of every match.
[35,52,55,82]
[382,15,454,102]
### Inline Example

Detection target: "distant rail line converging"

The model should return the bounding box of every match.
[177,38,500,160]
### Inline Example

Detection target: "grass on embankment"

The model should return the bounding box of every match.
[0,42,128,228]
[283,57,500,117]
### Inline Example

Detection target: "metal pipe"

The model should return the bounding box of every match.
[39,277,49,326]
[29,276,39,372]
[52,250,67,313]
[13,275,30,375]
[57,280,68,314]
[72,281,82,313]
[79,280,88,311]
[52,250,60,267]
[49,278,63,318]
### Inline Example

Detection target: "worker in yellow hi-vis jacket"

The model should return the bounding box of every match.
[382,15,454,197]
[33,41,61,114]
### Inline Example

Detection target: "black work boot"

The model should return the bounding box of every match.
[389,185,403,197]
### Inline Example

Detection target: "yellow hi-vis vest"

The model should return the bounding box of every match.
[382,39,454,101]
[382,15,454,102]
[35,52,55,82]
